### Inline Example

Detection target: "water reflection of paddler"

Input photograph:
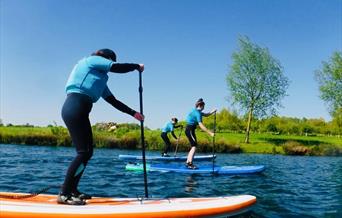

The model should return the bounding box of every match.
[184,175,198,193]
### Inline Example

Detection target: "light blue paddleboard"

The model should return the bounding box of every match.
[119,154,216,161]
[125,163,265,175]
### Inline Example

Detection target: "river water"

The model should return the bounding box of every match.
[0,144,341,217]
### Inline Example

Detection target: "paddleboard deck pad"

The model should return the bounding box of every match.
[0,192,256,218]
[126,163,265,175]
[118,154,216,161]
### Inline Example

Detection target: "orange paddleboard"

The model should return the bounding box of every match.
[0,192,256,218]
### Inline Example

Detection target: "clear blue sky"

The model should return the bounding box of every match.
[1,0,341,129]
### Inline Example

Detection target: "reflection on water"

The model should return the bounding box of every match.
[185,175,198,193]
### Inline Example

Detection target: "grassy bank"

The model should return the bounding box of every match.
[0,126,341,156]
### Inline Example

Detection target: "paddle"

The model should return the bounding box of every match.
[138,71,148,198]
[212,111,217,173]
[173,126,184,157]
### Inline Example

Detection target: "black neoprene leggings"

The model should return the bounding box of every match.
[61,93,93,195]
[185,125,197,147]
[161,132,171,154]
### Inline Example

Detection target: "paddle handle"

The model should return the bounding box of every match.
[139,71,148,198]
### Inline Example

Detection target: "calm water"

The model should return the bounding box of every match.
[0,144,341,217]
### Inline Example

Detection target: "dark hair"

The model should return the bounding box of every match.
[172,118,178,123]
[92,49,116,62]
[195,98,205,107]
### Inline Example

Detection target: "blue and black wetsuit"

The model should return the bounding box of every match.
[185,108,202,147]
[161,122,178,154]
[61,55,139,195]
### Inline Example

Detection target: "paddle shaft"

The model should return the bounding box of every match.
[174,126,183,156]
[139,71,148,198]
[212,112,217,173]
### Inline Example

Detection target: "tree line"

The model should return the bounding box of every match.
[202,108,341,137]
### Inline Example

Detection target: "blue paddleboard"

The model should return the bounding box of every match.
[119,154,216,161]
[125,163,265,175]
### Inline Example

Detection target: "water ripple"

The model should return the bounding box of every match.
[0,144,341,217]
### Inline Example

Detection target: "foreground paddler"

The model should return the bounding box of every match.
[185,98,216,169]
[59,48,144,205]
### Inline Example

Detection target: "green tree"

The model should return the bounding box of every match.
[331,108,342,136]
[203,108,244,133]
[226,36,289,143]
[263,117,279,133]
[315,51,342,114]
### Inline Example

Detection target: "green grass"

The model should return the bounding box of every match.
[191,131,342,155]
[0,126,341,156]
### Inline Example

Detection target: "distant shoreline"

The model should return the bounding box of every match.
[1,126,341,156]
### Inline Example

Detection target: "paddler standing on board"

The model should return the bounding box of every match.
[58,49,144,205]
[185,98,216,169]
[160,117,182,157]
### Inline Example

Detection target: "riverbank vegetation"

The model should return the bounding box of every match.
[0,115,341,156]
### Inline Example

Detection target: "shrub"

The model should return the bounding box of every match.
[282,141,310,155]
[309,144,342,156]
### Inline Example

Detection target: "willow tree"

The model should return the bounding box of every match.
[226,37,289,143]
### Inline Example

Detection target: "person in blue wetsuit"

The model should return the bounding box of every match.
[185,98,216,169]
[58,49,144,205]
[161,118,182,157]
